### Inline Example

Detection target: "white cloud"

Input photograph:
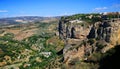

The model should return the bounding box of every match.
[0,10,8,12]
[94,7,108,11]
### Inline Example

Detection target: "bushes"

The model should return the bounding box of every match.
[0,30,4,34]
[2,33,14,39]
[62,61,99,69]
[87,39,95,45]
[96,42,105,51]
[88,52,103,62]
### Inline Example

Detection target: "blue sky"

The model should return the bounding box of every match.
[0,0,120,18]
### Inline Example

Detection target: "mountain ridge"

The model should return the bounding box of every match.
[0,16,60,26]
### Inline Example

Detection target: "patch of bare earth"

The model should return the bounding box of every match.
[14,28,38,40]
[1,25,38,41]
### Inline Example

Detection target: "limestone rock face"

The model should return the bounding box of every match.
[59,17,120,64]
[63,40,95,64]
[87,21,112,43]
[58,18,91,64]
[63,46,85,64]
[87,19,120,53]
[58,19,90,40]
[88,19,120,45]
[58,20,67,40]
[110,19,120,45]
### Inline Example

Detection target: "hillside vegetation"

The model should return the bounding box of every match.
[0,12,120,69]
[0,20,64,69]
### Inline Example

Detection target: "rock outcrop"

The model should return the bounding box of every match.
[88,19,120,45]
[58,18,91,63]
[58,18,90,40]
[58,16,120,64]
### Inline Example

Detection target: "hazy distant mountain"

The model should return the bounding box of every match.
[0,16,60,26]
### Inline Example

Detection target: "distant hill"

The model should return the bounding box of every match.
[0,16,60,26]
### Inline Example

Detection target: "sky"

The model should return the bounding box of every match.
[0,0,120,18]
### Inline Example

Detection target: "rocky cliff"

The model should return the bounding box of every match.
[88,19,120,43]
[59,17,90,40]
[58,15,120,65]
[88,19,120,53]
